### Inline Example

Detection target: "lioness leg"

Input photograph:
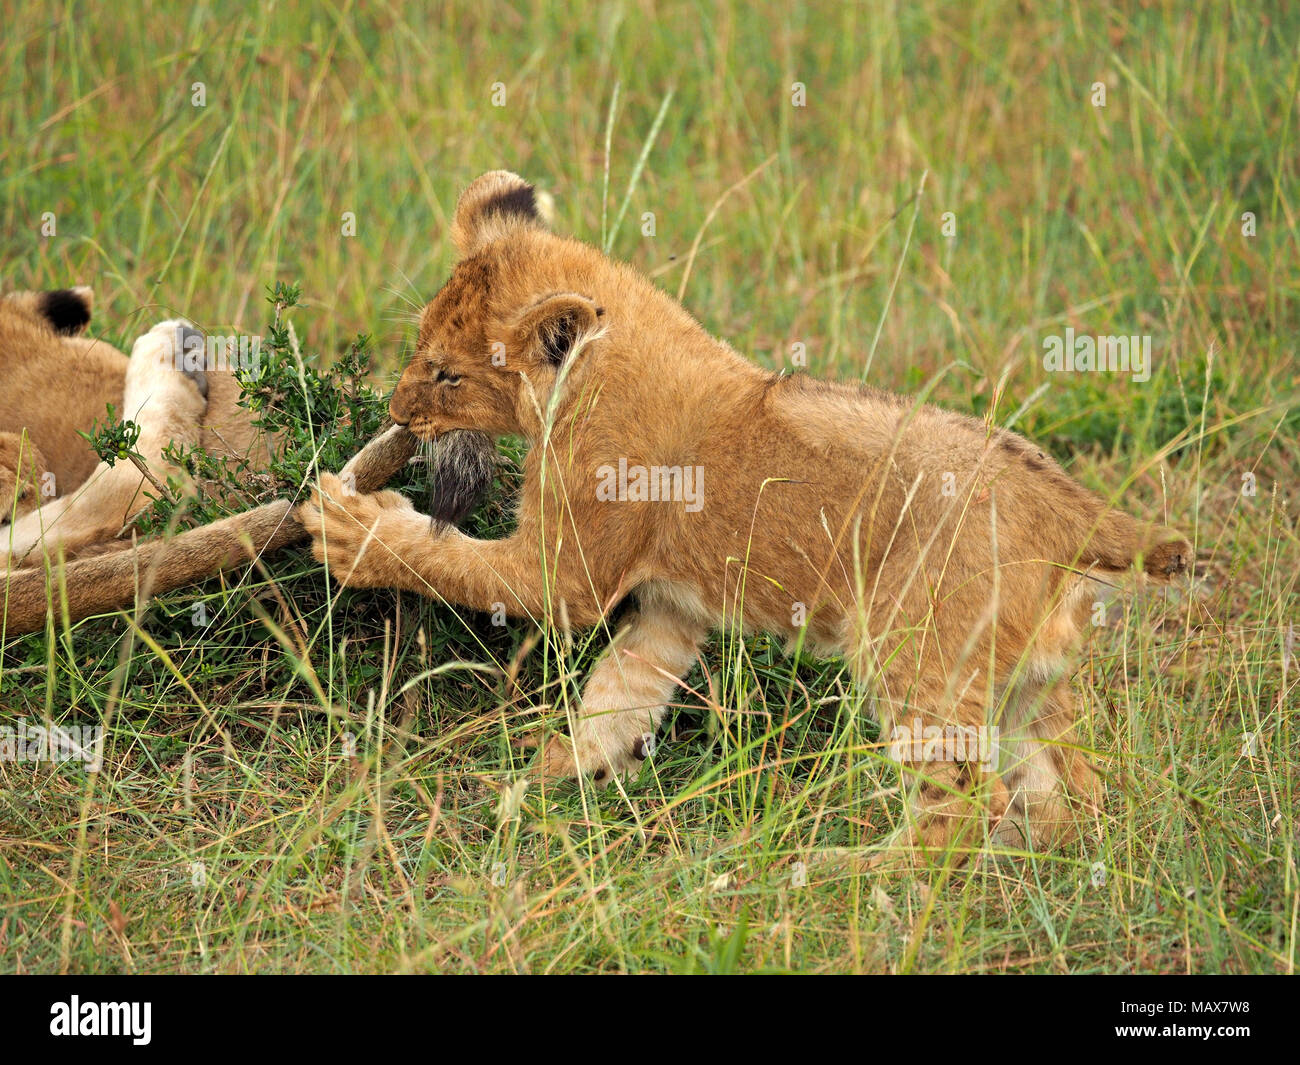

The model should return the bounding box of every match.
[541,590,707,782]
[2,319,207,565]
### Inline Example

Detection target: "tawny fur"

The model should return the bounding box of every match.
[0,288,270,566]
[0,287,497,634]
[300,170,1193,862]
[0,426,430,634]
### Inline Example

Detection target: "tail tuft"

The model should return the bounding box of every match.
[1141,536,1192,580]
[1080,509,1191,582]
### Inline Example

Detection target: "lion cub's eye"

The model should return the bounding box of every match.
[435,369,462,385]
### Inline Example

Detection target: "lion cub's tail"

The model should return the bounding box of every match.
[1078,508,1193,581]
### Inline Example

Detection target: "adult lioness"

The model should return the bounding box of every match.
[300,170,1192,860]
[0,287,494,634]
[0,286,268,565]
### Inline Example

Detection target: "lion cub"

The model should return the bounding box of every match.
[301,171,1190,859]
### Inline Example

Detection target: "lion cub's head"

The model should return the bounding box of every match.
[390,171,610,442]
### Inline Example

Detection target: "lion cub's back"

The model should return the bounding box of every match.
[773,375,1127,571]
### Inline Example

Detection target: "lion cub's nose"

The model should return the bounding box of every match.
[388,388,411,426]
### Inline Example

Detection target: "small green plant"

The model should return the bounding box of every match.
[82,402,140,465]
[132,282,431,538]
[235,283,395,492]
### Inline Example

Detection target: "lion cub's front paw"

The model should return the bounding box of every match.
[298,472,422,588]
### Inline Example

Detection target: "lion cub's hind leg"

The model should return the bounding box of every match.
[1,320,208,565]
[992,572,1104,850]
[870,680,1011,869]
[994,672,1102,852]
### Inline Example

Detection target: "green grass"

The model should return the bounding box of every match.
[1,0,1297,973]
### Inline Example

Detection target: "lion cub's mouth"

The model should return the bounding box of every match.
[403,417,440,441]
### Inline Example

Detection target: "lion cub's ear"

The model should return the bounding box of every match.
[40,286,94,335]
[451,170,551,256]
[1,286,93,335]
[510,293,603,367]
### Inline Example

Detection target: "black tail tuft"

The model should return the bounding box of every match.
[1141,537,1192,579]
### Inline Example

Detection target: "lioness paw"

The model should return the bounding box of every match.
[129,319,210,411]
